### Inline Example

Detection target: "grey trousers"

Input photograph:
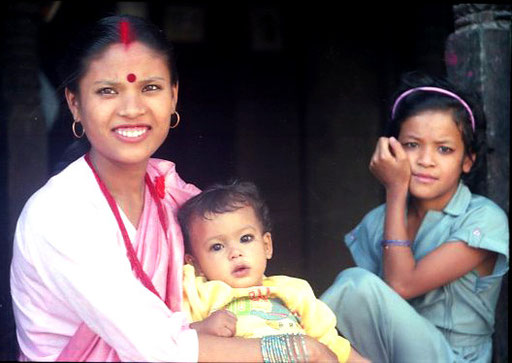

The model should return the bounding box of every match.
[320,267,458,363]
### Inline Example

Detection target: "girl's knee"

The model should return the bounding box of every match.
[336,267,384,290]
[337,267,372,281]
[322,267,385,308]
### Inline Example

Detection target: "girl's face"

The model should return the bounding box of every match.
[398,110,473,210]
[66,41,177,169]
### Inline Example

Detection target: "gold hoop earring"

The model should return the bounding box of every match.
[170,111,180,129]
[72,120,85,138]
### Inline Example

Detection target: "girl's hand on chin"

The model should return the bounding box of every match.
[369,136,410,194]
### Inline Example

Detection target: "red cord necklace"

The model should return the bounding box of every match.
[84,153,164,299]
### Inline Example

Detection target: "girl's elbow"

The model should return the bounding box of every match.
[387,279,415,300]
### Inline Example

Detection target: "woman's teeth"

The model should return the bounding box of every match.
[115,128,147,138]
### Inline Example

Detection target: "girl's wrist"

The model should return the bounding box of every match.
[386,184,408,201]
[381,239,412,248]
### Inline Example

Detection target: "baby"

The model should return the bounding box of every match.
[178,181,366,362]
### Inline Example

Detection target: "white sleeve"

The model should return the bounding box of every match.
[14,190,198,362]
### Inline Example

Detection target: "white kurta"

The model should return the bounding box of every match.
[10,156,200,361]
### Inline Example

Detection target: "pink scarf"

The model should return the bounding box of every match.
[55,157,200,361]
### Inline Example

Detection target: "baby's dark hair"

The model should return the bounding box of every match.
[178,180,272,255]
[387,71,486,188]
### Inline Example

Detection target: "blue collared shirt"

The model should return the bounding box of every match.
[345,182,509,348]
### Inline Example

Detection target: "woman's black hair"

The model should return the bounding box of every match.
[177,181,272,255]
[387,71,486,189]
[61,14,178,94]
[53,15,178,175]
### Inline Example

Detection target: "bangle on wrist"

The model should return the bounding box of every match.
[261,334,308,363]
[381,239,412,249]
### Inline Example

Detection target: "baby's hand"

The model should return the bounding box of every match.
[369,137,411,193]
[190,310,237,337]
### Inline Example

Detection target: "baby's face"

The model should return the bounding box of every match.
[186,205,273,288]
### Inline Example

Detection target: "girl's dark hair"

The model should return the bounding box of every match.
[178,181,272,255]
[54,15,178,175]
[387,71,486,189]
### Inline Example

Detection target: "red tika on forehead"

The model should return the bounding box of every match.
[119,20,132,47]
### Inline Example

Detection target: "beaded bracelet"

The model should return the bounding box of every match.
[381,239,412,249]
[284,335,296,363]
[291,334,301,361]
[299,334,308,362]
[261,334,308,363]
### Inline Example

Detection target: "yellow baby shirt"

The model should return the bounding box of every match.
[182,264,351,362]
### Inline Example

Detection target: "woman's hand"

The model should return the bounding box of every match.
[347,345,371,362]
[369,136,410,194]
[303,336,338,362]
[190,310,237,337]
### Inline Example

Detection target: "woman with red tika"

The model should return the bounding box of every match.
[10,15,338,362]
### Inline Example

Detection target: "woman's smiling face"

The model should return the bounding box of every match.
[66,41,177,169]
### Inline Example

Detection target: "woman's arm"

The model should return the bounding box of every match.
[197,334,338,362]
[13,192,201,361]
[347,346,371,362]
[370,137,495,300]
[197,335,262,362]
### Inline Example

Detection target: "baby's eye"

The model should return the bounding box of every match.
[96,87,117,95]
[240,234,254,243]
[142,84,161,92]
[438,146,453,154]
[210,243,223,252]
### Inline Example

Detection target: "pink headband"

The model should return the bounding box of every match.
[391,86,475,132]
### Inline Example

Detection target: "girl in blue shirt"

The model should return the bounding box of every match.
[321,72,509,363]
